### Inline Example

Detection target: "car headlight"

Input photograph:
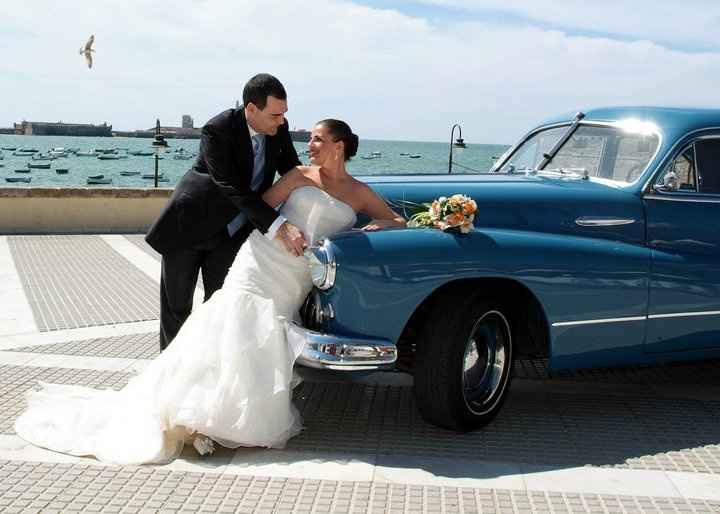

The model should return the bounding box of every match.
[306,239,336,290]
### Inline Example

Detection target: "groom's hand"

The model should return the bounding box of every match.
[275,222,307,256]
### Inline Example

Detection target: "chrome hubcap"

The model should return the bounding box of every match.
[461,310,511,415]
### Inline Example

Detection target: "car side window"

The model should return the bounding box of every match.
[695,139,720,194]
[656,144,697,192]
[613,134,657,183]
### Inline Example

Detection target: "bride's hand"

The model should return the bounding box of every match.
[276,222,307,256]
[361,219,399,231]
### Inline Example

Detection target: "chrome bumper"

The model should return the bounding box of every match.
[291,324,397,370]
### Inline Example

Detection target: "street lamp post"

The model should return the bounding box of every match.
[448,123,466,174]
[151,119,169,188]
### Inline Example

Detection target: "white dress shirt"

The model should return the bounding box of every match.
[246,123,287,240]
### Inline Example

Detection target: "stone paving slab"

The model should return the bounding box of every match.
[123,234,205,291]
[12,332,160,360]
[124,234,160,262]
[8,235,159,331]
[3,362,720,475]
[9,330,720,388]
[0,364,129,435]
[517,358,720,386]
[0,459,718,513]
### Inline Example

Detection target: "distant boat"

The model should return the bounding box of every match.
[142,173,163,179]
[128,150,154,156]
[32,154,55,161]
[1,146,17,151]
[13,151,35,157]
[408,154,422,159]
[120,171,140,176]
[18,148,39,153]
[27,163,51,169]
[400,152,410,156]
[87,177,112,185]
[75,151,97,157]
[94,148,117,154]
[173,153,194,160]
[14,169,30,173]
[55,168,69,174]
[97,154,120,160]
[88,174,105,179]
[6,177,31,183]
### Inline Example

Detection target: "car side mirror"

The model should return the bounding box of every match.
[654,170,679,193]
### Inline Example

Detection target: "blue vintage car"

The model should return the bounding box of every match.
[293,106,720,431]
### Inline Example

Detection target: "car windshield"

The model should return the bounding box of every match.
[495,123,660,184]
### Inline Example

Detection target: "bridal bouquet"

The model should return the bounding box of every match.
[401,194,477,233]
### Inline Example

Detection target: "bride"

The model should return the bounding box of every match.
[14,119,406,465]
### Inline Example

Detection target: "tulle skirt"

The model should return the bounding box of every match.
[14,231,312,465]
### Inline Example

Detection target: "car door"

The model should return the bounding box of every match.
[643,134,720,353]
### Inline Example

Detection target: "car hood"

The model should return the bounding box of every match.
[360,173,646,244]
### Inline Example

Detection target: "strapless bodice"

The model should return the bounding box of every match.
[279,186,357,245]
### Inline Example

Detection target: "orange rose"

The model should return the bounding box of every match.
[446,212,464,226]
[462,200,477,215]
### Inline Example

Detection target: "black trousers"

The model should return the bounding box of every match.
[159,228,249,351]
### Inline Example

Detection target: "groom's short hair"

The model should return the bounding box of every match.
[243,74,287,110]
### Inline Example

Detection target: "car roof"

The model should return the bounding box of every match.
[540,106,720,137]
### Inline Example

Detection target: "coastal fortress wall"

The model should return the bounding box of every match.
[0,188,171,234]
[14,121,113,137]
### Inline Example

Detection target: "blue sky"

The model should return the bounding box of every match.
[2,1,719,143]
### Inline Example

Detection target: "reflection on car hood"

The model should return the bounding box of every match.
[360,173,646,245]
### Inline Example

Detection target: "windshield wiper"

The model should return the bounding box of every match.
[537,111,585,170]
[542,167,589,179]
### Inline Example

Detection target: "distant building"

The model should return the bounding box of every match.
[14,121,112,137]
[181,115,194,129]
[290,129,310,143]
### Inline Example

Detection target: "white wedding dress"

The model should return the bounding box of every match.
[14,186,357,465]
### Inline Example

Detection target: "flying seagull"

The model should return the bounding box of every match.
[79,34,95,69]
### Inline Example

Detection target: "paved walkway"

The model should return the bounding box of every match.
[1,234,719,513]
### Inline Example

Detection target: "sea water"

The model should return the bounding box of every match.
[0,134,509,188]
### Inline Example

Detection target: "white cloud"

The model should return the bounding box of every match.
[418,0,720,50]
[0,0,719,143]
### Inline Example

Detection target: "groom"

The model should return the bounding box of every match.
[146,73,306,350]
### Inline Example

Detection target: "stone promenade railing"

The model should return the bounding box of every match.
[0,188,172,234]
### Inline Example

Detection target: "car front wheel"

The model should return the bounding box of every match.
[413,290,514,431]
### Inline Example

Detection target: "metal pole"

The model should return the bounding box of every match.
[154,119,160,188]
[448,123,461,174]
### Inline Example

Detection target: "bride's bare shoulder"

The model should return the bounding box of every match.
[294,166,321,185]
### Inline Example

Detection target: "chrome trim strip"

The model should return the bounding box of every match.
[552,316,646,327]
[648,310,720,319]
[324,239,337,289]
[553,310,720,327]
[291,323,397,370]
[644,194,720,204]
[575,217,636,226]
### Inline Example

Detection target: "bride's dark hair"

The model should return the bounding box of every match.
[317,119,359,161]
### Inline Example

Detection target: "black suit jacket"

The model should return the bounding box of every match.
[145,108,301,254]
